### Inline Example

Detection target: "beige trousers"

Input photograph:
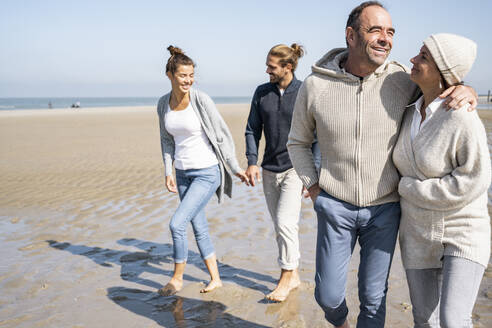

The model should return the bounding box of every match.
[262,168,303,270]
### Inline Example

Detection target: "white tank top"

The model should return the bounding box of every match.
[164,102,218,170]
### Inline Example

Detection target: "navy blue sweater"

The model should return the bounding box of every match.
[245,77,319,173]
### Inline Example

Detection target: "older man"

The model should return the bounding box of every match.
[287,2,477,327]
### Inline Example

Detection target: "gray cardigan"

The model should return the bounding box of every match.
[157,88,242,203]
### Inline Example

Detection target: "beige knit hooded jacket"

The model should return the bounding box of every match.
[393,102,491,269]
[287,48,418,207]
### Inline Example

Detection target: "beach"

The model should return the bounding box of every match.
[0,104,491,327]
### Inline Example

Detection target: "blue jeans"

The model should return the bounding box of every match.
[313,190,400,327]
[170,164,220,263]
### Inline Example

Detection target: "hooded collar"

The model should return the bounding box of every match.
[312,48,391,82]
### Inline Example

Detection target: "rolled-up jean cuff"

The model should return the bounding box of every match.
[174,258,186,264]
[330,314,348,327]
[279,260,299,270]
[314,289,349,326]
[203,251,215,260]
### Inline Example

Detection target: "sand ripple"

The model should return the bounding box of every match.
[0,106,490,327]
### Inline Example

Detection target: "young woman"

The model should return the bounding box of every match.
[393,34,490,327]
[157,46,248,295]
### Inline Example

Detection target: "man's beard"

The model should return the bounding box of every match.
[269,74,280,83]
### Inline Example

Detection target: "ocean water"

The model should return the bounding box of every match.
[1,97,490,111]
[0,97,251,110]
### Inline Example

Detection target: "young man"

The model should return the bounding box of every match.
[245,43,319,302]
[287,2,477,327]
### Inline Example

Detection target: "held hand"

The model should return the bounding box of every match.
[165,175,177,193]
[308,183,321,204]
[235,171,250,186]
[245,165,261,187]
[440,85,477,111]
[302,186,310,198]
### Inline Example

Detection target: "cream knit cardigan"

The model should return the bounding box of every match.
[393,101,491,269]
[287,48,418,207]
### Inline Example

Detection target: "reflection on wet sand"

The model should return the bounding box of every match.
[46,237,277,327]
[0,106,490,327]
[47,238,277,294]
[108,287,270,328]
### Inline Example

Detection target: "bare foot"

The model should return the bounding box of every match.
[200,279,222,293]
[265,270,301,302]
[158,278,183,296]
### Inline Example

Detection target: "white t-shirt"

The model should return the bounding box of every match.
[165,103,218,170]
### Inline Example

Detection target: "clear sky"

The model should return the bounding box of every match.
[1,0,491,97]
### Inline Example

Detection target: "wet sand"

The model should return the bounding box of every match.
[0,104,491,327]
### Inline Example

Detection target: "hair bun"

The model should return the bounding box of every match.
[167,45,184,56]
[165,46,195,74]
[290,43,305,58]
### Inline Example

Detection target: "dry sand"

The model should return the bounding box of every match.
[0,104,491,327]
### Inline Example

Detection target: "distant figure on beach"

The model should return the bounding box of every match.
[156,46,248,296]
[48,101,52,109]
[393,33,490,327]
[244,44,319,302]
[287,2,478,327]
[71,102,80,109]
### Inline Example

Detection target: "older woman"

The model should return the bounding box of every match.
[157,46,248,296]
[393,34,491,327]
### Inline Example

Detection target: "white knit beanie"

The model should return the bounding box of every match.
[423,33,477,86]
